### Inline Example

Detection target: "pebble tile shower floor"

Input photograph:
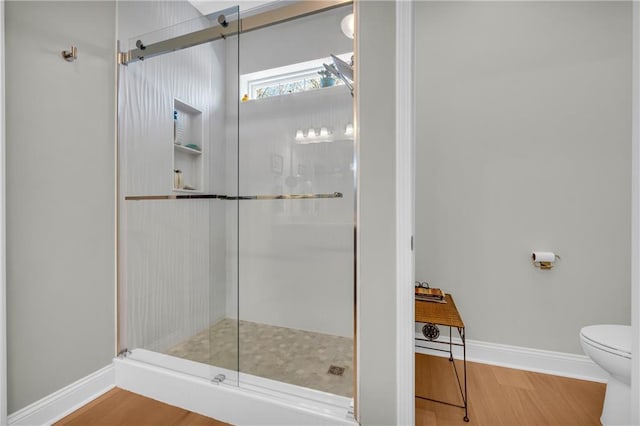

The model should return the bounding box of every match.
[166,319,353,397]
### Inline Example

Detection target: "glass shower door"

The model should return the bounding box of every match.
[236,3,355,401]
[117,3,356,410]
[117,6,240,384]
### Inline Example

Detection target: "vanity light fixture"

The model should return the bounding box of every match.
[295,127,335,144]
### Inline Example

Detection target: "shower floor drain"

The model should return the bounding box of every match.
[328,365,345,376]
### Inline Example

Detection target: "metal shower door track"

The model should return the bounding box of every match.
[118,0,352,65]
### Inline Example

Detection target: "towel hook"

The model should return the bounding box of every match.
[61,45,77,62]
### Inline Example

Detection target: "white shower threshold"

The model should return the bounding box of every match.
[115,349,357,425]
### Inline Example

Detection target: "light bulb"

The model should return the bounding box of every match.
[341,13,354,40]
[307,128,316,138]
[320,127,329,138]
[295,130,304,140]
[345,123,354,136]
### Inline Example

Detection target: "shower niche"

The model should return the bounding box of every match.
[172,98,203,193]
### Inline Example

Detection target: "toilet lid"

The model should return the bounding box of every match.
[580,325,632,355]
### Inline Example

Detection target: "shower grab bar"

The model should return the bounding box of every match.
[241,192,343,200]
[124,192,343,201]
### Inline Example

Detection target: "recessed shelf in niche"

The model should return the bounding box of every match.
[173,188,201,193]
[174,144,202,156]
[173,99,203,192]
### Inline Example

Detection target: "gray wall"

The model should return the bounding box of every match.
[5,1,116,413]
[415,1,632,354]
[357,1,398,424]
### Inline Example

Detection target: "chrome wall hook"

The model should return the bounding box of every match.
[61,45,77,62]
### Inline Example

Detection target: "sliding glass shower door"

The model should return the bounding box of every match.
[118,6,240,383]
[236,4,355,396]
[117,2,355,406]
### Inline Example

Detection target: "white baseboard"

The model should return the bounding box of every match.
[8,364,115,426]
[415,332,608,383]
[3,337,604,426]
[115,354,357,426]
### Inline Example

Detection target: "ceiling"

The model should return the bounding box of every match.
[188,0,281,16]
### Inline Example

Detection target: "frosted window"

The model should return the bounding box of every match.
[241,53,352,100]
[254,74,324,99]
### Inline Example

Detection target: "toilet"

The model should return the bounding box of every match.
[580,325,632,426]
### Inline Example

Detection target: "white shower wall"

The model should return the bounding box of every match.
[225,5,355,338]
[237,89,354,337]
[118,1,230,351]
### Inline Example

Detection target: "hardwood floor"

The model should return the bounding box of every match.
[56,355,605,425]
[416,353,606,426]
[55,388,228,426]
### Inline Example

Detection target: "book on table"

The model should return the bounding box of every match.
[415,287,446,303]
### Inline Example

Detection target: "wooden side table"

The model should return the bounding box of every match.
[415,293,469,422]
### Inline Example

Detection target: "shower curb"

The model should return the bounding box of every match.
[115,357,357,426]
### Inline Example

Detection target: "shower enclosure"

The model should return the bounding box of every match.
[117,2,356,417]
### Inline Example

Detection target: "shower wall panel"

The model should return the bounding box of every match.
[124,201,211,351]
[223,3,355,339]
[118,2,228,351]
[236,88,354,337]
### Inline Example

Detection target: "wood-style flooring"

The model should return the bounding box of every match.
[54,388,228,426]
[55,354,606,425]
[416,353,606,426]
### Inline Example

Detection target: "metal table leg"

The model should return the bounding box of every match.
[461,326,469,422]
[449,326,454,362]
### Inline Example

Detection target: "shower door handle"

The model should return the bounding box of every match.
[237,192,343,200]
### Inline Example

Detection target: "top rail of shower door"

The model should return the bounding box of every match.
[118,0,352,65]
[124,192,343,201]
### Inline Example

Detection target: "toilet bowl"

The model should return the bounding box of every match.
[580,325,631,426]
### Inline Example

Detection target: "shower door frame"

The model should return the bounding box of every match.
[0,3,6,423]
[117,0,352,66]
[394,2,415,424]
